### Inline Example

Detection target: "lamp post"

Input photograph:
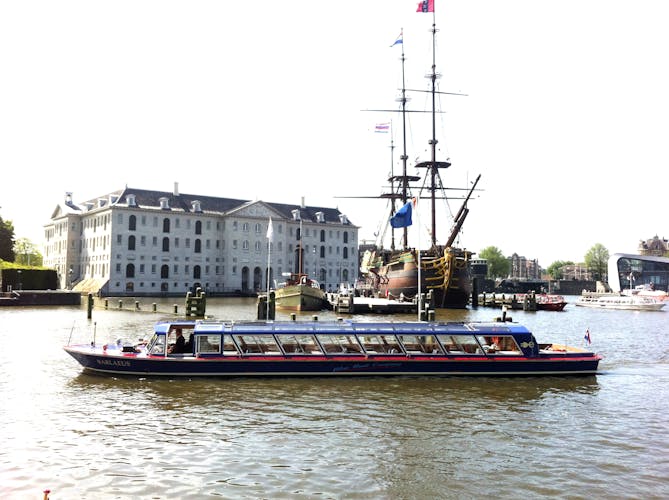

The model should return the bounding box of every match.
[17,270,22,291]
[68,267,73,290]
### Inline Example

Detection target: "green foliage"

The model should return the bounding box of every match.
[547,260,574,280]
[479,246,510,279]
[0,216,15,262]
[13,237,43,267]
[585,243,609,281]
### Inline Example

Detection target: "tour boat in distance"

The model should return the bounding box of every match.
[575,294,666,311]
[64,319,601,377]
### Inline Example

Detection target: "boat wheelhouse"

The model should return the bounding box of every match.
[64,319,601,377]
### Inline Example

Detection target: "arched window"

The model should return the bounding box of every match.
[320,230,325,242]
[195,220,202,235]
[343,247,348,259]
[126,263,135,278]
[320,246,325,258]
[195,239,201,253]
[343,231,349,243]
[161,265,169,279]
[320,268,327,282]
[128,235,136,251]
[129,215,137,231]
[194,265,201,279]
[343,269,349,282]
[162,237,170,252]
[163,218,170,233]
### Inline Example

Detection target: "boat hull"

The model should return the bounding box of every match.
[64,349,600,377]
[274,284,326,311]
[365,248,472,309]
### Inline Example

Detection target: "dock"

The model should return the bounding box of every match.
[477,292,537,311]
[327,290,435,315]
[0,290,81,307]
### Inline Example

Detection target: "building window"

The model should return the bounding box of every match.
[195,239,202,253]
[162,237,170,252]
[195,221,202,235]
[128,235,136,251]
[255,223,261,233]
[194,265,201,279]
[163,218,170,233]
[126,263,135,278]
[129,215,137,231]
[343,247,348,259]
[243,240,249,251]
[161,265,169,279]
[242,222,249,232]
[255,241,261,252]
[343,231,349,244]
[320,230,326,242]
[117,234,122,245]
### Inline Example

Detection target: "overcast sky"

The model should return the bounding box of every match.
[2,0,667,267]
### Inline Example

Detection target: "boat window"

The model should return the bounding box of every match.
[276,334,322,354]
[197,335,222,354]
[147,334,165,355]
[222,335,239,356]
[358,335,403,354]
[437,335,483,354]
[476,335,522,355]
[316,334,363,354]
[234,334,281,355]
[397,334,441,354]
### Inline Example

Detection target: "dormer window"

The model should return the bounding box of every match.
[339,214,348,224]
[159,197,170,210]
[127,194,137,207]
[98,198,106,208]
[292,209,301,221]
[315,211,325,223]
[191,200,202,213]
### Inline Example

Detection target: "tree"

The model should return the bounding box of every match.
[547,260,574,280]
[0,216,15,262]
[479,246,510,279]
[585,243,609,281]
[14,238,43,267]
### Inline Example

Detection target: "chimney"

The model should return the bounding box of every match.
[300,196,305,209]
[174,182,179,196]
[65,192,73,204]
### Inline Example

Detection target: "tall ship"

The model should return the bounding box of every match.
[357,8,480,309]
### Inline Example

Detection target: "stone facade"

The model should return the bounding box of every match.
[43,186,358,296]
[639,235,669,257]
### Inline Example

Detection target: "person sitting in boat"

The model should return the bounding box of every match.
[168,329,187,354]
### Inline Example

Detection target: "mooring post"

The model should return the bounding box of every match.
[87,293,93,319]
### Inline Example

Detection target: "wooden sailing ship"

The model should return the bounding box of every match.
[357,11,481,309]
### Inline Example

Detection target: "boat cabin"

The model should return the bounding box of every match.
[145,320,539,358]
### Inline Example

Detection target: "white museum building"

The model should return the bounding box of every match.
[43,184,358,297]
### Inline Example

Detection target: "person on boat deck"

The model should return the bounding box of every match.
[169,329,187,354]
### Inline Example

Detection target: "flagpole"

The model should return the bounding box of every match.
[266,217,273,320]
[416,197,422,320]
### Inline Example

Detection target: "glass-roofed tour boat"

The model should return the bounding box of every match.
[64,318,601,377]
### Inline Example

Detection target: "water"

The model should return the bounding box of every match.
[2,297,669,499]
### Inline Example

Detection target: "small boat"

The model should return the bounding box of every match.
[64,319,601,377]
[274,272,327,311]
[575,294,666,311]
[535,294,568,311]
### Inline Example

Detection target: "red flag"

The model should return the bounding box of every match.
[416,0,434,12]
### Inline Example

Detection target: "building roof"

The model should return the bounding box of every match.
[69,186,356,226]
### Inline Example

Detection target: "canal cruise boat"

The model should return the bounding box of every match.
[64,319,601,377]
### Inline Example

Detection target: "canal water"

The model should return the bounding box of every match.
[1,297,668,499]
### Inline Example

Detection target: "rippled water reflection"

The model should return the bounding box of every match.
[1,297,669,498]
